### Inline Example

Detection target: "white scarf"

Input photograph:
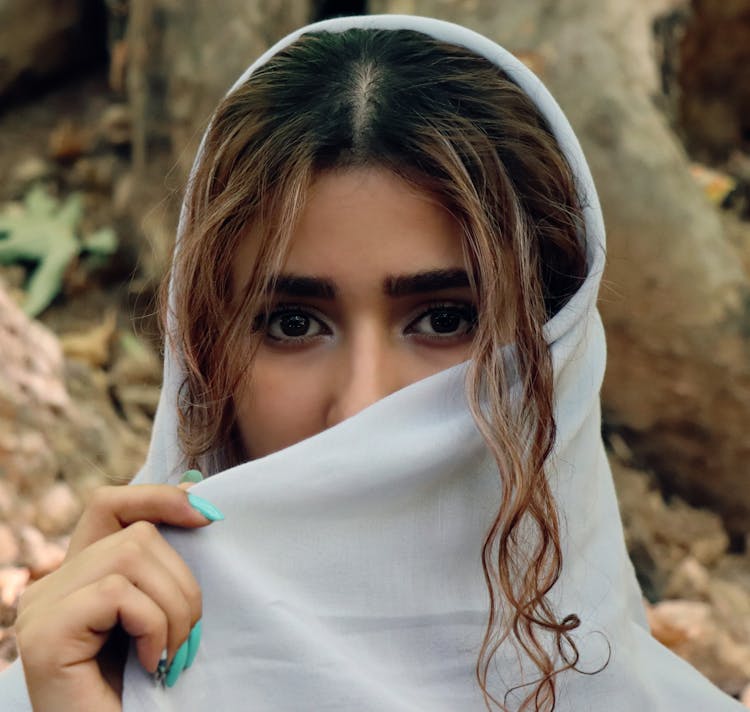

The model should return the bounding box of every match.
[2,14,743,712]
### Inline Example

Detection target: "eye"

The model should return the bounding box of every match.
[406,303,477,340]
[265,307,330,342]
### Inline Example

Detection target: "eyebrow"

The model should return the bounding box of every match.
[268,268,471,300]
[270,274,337,299]
[384,269,471,297]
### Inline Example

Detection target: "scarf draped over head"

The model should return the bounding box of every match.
[0,14,744,712]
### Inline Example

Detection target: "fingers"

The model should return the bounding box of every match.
[25,573,167,673]
[15,474,215,707]
[18,573,168,712]
[66,484,220,560]
[20,521,201,663]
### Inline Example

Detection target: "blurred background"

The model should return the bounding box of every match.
[0,0,748,702]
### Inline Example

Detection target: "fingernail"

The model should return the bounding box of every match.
[165,640,189,688]
[153,647,168,684]
[180,469,204,484]
[184,619,202,669]
[187,493,225,521]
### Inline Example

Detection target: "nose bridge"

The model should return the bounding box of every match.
[326,322,396,426]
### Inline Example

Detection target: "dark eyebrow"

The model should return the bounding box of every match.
[385,269,471,297]
[269,274,337,299]
[267,268,471,301]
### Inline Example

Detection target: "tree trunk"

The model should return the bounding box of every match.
[124,0,313,284]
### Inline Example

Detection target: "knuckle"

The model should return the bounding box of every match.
[16,581,38,617]
[115,538,144,570]
[175,595,192,631]
[186,584,203,619]
[128,519,158,542]
[97,572,130,599]
[87,485,117,513]
[166,596,192,646]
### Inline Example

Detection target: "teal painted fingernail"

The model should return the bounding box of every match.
[184,619,202,669]
[180,469,203,484]
[187,493,225,521]
[165,640,189,687]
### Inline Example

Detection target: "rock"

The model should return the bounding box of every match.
[0,280,72,414]
[0,525,19,567]
[0,1,85,99]
[0,630,18,672]
[662,555,750,647]
[0,286,70,480]
[669,499,729,567]
[0,278,152,497]
[708,578,750,647]
[18,525,65,580]
[714,553,750,593]
[0,598,18,628]
[0,481,15,519]
[663,556,710,600]
[646,599,750,697]
[612,460,730,599]
[34,482,83,537]
[14,499,37,530]
[0,429,58,495]
[0,566,30,607]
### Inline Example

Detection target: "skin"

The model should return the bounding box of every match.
[233,167,477,459]
[14,167,477,711]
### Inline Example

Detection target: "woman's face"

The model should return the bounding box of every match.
[232,167,476,459]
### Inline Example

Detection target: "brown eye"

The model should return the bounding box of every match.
[407,304,477,339]
[266,308,329,341]
[430,308,462,333]
[278,313,310,337]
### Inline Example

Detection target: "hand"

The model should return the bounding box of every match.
[14,479,221,712]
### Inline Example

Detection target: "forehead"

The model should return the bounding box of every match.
[234,167,466,288]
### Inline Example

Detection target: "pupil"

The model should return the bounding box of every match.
[431,309,460,333]
[281,313,309,336]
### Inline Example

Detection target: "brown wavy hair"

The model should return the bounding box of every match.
[164,28,590,711]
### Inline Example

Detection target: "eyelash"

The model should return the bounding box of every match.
[258,301,477,346]
[260,304,332,345]
[405,301,478,341]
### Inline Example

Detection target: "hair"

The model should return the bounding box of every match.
[164,28,590,711]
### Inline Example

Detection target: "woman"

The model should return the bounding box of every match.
[2,14,744,712]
